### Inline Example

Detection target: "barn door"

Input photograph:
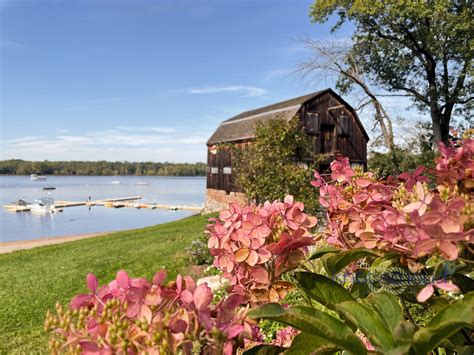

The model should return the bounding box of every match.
[320,124,334,154]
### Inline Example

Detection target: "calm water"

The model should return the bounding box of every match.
[0,175,206,242]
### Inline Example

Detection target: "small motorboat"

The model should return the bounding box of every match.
[29,197,62,214]
[136,181,150,186]
[43,186,56,190]
[110,173,122,184]
[31,174,47,181]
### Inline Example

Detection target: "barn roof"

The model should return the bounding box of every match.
[207,90,325,145]
[207,88,368,145]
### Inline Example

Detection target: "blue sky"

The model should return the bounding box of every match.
[0,0,418,162]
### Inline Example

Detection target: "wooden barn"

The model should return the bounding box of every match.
[205,88,369,211]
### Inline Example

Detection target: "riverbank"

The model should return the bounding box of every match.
[0,214,211,354]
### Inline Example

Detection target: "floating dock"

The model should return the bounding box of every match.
[3,196,203,213]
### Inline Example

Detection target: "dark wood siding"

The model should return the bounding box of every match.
[207,146,235,192]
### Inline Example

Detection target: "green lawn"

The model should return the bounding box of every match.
[0,214,211,354]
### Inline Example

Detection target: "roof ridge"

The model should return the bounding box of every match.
[223,89,329,123]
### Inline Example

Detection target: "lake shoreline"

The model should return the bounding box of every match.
[0,232,111,254]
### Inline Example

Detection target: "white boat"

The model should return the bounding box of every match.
[110,173,122,184]
[136,181,150,186]
[29,197,62,214]
[31,174,47,181]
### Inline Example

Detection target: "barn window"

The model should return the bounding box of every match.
[211,167,219,174]
[338,115,350,136]
[304,112,320,134]
[223,167,232,174]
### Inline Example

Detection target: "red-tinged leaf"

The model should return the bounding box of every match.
[417,284,434,303]
[235,248,250,262]
[116,270,130,289]
[194,284,213,311]
[70,294,94,310]
[86,273,98,294]
[413,166,425,176]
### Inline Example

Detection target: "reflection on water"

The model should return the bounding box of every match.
[0,175,206,242]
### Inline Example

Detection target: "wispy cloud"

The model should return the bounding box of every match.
[1,129,207,162]
[116,126,176,133]
[186,85,267,97]
[263,68,294,81]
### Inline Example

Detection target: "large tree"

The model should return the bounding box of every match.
[310,0,473,144]
[298,38,395,152]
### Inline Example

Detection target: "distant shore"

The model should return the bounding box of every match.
[0,232,110,254]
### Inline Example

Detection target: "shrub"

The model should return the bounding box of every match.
[187,234,213,265]
[232,117,321,214]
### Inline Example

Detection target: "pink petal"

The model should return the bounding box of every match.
[434,281,460,293]
[193,284,213,311]
[180,290,194,304]
[417,284,434,303]
[439,241,458,260]
[86,273,98,294]
[116,270,130,289]
[169,319,188,333]
[70,294,94,310]
[227,324,244,339]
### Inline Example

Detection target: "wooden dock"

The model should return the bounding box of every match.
[3,196,203,213]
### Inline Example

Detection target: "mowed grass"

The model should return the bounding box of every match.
[0,214,211,354]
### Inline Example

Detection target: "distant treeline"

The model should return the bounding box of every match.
[0,160,206,176]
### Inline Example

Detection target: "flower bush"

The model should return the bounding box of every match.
[206,195,317,305]
[46,137,473,355]
[45,270,258,354]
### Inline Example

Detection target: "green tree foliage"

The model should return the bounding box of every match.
[310,0,473,145]
[232,118,320,213]
[0,160,206,176]
[368,121,435,178]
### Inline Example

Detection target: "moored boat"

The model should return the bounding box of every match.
[43,186,56,190]
[31,174,47,181]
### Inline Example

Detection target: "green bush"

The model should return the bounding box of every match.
[186,234,213,265]
[232,117,320,214]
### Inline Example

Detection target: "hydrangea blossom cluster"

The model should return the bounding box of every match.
[45,270,258,354]
[206,196,317,305]
[311,138,473,264]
